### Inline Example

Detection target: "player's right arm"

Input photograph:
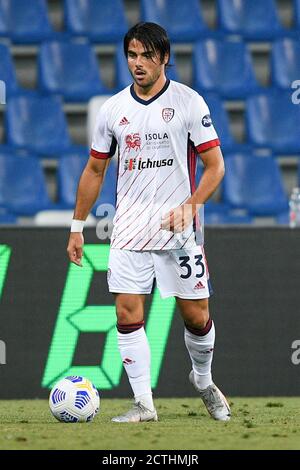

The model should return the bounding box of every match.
[67,156,109,266]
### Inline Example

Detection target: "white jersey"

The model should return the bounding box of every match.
[91,80,220,251]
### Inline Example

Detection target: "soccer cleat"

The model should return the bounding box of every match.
[189,371,231,421]
[111,402,158,423]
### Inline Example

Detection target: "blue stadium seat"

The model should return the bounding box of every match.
[5,93,71,156]
[246,90,300,154]
[140,0,210,42]
[0,0,54,43]
[0,153,52,215]
[196,201,252,225]
[115,45,133,90]
[204,212,253,225]
[57,147,117,211]
[217,0,286,41]
[202,93,237,152]
[115,44,180,90]
[0,44,19,98]
[193,39,259,99]
[0,209,17,224]
[0,145,34,159]
[64,0,128,43]
[38,40,108,102]
[205,201,231,214]
[222,153,288,216]
[295,0,300,29]
[0,1,8,37]
[271,38,300,89]
[276,211,289,225]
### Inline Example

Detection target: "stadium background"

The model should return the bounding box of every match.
[0,0,300,400]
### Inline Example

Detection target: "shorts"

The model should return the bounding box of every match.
[107,246,213,299]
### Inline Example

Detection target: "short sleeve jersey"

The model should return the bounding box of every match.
[91,80,220,251]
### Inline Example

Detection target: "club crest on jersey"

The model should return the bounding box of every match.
[162,108,175,122]
[125,133,141,151]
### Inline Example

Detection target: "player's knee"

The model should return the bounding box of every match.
[116,303,143,324]
[185,303,210,330]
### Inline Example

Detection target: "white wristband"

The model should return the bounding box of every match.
[71,219,85,233]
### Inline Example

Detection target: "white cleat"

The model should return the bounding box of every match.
[111,402,158,423]
[189,371,231,421]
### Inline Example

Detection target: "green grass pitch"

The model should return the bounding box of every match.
[0,398,300,450]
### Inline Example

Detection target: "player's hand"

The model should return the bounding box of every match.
[67,232,84,267]
[161,204,195,233]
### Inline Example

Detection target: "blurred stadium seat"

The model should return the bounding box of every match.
[295,0,300,29]
[0,153,52,215]
[246,90,300,154]
[140,0,210,42]
[87,95,113,147]
[271,38,300,89]
[0,0,54,43]
[64,0,128,43]
[276,211,289,225]
[34,210,96,226]
[5,93,71,156]
[115,45,133,90]
[204,212,253,224]
[57,147,117,211]
[0,44,19,96]
[0,209,17,224]
[0,0,8,38]
[193,39,260,99]
[115,44,180,90]
[217,0,286,41]
[203,93,239,152]
[222,153,288,215]
[38,40,108,102]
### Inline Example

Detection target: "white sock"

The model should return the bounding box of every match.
[118,327,155,411]
[184,320,215,390]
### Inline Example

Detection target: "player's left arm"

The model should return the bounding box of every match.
[187,145,225,210]
[161,146,225,232]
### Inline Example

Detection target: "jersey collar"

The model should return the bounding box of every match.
[130,79,170,106]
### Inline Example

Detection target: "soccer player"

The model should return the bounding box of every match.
[67,22,230,423]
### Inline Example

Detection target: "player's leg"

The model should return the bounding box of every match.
[176,297,215,391]
[108,249,157,423]
[153,248,230,421]
[115,293,155,409]
[176,296,229,420]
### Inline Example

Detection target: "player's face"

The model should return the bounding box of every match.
[127,39,167,89]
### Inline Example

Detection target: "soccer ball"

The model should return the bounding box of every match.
[49,376,100,423]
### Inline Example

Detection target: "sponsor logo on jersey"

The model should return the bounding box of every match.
[124,158,137,171]
[194,280,205,289]
[123,357,136,365]
[145,132,169,141]
[119,116,130,126]
[201,348,214,354]
[124,157,174,171]
[162,108,175,122]
[202,114,212,127]
[125,133,141,151]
